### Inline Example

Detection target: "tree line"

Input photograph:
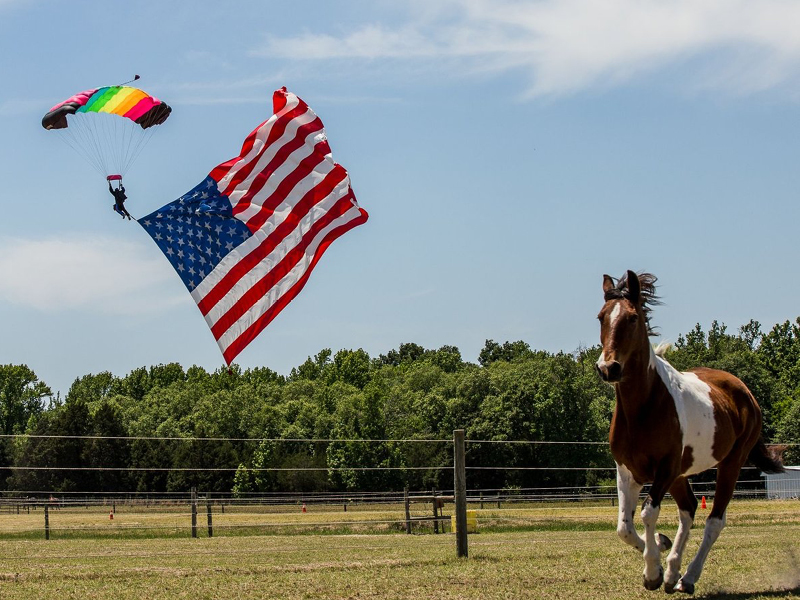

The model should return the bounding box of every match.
[1,317,798,495]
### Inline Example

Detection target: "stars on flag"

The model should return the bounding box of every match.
[139,176,252,292]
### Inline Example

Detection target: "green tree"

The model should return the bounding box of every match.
[0,365,51,435]
[375,343,426,367]
[10,399,92,492]
[65,371,117,405]
[0,365,52,489]
[328,349,372,388]
[775,392,800,464]
[478,340,534,366]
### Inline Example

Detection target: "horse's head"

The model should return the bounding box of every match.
[596,270,660,383]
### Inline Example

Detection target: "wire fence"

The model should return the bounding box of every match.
[0,484,794,540]
[0,434,796,541]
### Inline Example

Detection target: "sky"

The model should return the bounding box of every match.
[1,0,799,398]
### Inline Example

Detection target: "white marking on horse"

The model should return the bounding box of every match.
[609,303,622,327]
[665,509,694,589]
[641,498,663,585]
[616,463,645,552]
[679,515,726,591]
[652,355,717,474]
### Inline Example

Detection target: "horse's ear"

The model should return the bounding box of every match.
[626,270,641,304]
[602,275,615,294]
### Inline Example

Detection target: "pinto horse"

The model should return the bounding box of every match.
[595,270,783,594]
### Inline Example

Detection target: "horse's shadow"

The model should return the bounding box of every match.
[696,586,800,600]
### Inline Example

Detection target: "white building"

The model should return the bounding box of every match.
[764,466,800,499]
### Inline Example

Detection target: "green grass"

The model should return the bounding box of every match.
[0,500,798,599]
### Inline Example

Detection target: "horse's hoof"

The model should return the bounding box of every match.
[658,533,673,552]
[643,567,664,591]
[674,580,695,595]
[664,581,676,594]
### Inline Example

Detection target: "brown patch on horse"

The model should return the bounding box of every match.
[692,367,763,464]
[608,369,683,485]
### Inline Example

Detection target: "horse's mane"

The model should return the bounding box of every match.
[604,271,661,336]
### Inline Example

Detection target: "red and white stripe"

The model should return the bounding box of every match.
[196,88,368,364]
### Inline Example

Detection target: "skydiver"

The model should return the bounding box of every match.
[109,181,133,220]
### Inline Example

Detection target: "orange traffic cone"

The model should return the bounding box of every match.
[109,511,114,520]
[701,496,707,509]
[302,503,307,513]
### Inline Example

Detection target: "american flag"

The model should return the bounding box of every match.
[140,87,368,364]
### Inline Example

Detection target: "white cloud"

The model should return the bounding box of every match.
[252,0,800,98]
[0,236,186,315]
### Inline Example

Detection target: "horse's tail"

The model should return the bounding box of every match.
[748,439,785,474]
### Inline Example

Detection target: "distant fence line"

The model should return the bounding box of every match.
[0,481,788,542]
[0,478,774,505]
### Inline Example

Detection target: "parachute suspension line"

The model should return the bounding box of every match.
[56,129,105,178]
[76,113,111,175]
[119,114,138,176]
[59,116,107,177]
[120,113,133,174]
[105,113,118,174]
[112,113,127,175]
[94,110,155,178]
[124,126,157,176]
[88,114,112,174]
[103,112,122,175]
[95,113,111,173]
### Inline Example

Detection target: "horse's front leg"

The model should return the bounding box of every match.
[641,495,664,590]
[640,473,676,591]
[664,477,698,594]
[616,463,645,552]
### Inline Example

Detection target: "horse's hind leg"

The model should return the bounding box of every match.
[675,459,741,594]
[664,477,698,594]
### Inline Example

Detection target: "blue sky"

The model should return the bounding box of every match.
[1,0,799,397]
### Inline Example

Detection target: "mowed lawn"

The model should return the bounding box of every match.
[0,500,798,599]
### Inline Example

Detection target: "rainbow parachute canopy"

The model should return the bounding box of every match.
[42,86,171,131]
[42,85,171,178]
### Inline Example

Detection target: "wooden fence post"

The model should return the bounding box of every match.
[207,496,213,538]
[44,504,50,540]
[453,429,468,558]
[404,487,412,534]
[432,488,439,534]
[191,487,197,538]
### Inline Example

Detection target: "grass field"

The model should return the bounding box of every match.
[0,499,798,599]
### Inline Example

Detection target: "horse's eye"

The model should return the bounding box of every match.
[597,314,603,322]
